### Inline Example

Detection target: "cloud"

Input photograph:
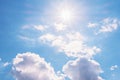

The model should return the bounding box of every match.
[20,20,101,58]
[12,52,64,80]
[110,65,118,71]
[88,22,98,28]
[63,57,103,80]
[18,35,36,45]
[18,15,103,80]
[87,18,120,34]
[33,25,46,31]
[0,58,10,67]
[54,23,67,31]
[39,32,101,57]
[18,35,35,42]
[22,25,46,31]
[3,62,10,67]
[99,18,119,33]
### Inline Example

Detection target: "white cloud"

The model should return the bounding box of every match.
[22,24,46,31]
[3,62,10,67]
[110,65,118,71]
[20,22,101,58]
[88,22,98,28]
[99,18,119,33]
[63,57,103,80]
[33,25,46,31]
[0,58,1,61]
[88,18,120,34]
[12,52,64,80]
[39,32,101,57]
[19,16,103,80]
[54,23,67,31]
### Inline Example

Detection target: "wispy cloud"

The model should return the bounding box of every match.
[18,35,35,42]
[87,18,120,34]
[110,65,118,71]
[54,23,68,31]
[88,22,98,28]
[22,24,46,31]
[3,62,10,67]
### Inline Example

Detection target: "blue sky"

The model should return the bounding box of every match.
[0,0,120,80]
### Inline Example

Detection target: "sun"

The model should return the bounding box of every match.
[59,9,73,22]
[56,4,75,23]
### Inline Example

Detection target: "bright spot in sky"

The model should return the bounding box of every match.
[59,8,73,22]
[52,2,77,24]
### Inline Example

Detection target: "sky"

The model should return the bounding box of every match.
[0,0,120,80]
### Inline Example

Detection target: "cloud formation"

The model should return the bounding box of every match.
[22,25,46,31]
[3,62,10,67]
[88,18,120,34]
[40,32,101,57]
[63,57,103,80]
[12,52,64,80]
[110,65,118,71]
[17,8,107,80]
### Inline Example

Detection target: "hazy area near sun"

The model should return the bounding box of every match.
[44,1,87,24]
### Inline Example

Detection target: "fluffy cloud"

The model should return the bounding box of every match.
[18,16,103,80]
[63,57,103,80]
[110,65,118,71]
[12,52,64,80]
[88,18,120,34]
[39,32,101,57]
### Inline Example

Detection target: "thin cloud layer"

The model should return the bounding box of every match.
[63,57,103,80]
[12,52,64,80]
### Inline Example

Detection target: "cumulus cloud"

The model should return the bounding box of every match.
[18,35,36,46]
[12,52,64,80]
[18,15,103,80]
[87,18,120,34]
[20,17,102,58]
[63,57,103,80]
[110,65,118,71]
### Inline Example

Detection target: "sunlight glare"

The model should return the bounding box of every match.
[60,8,73,22]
